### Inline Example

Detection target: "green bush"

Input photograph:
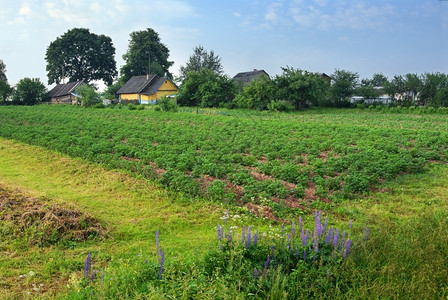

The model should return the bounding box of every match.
[267,100,295,112]
[157,95,178,112]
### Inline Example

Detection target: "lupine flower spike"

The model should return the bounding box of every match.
[83,252,91,279]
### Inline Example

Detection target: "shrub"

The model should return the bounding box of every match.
[267,100,295,112]
[157,95,178,112]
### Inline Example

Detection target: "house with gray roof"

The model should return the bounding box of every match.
[48,80,84,104]
[233,69,270,88]
[117,74,178,104]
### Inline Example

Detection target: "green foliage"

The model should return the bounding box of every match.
[120,28,173,82]
[0,106,446,207]
[65,216,363,299]
[12,78,48,105]
[267,100,295,112]
[75,85,101,107]
[177,68,236,107]
[45,28,117,85]
[157,95,178,112]
[275,67,329,109]
[103,81,123,100]
[0,80,13,103]
[420,72,448,107]
[178,45,223,84]
[233,76,275,110]
[330,69,359,106]
[0,59,7,82]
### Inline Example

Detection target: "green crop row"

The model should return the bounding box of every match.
[0,105,447,215]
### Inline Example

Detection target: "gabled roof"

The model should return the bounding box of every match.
[141,77,176,95]
[118,75,177,96]
[48,81,84,98]
[233,69,270,84]
[117,75,157,94]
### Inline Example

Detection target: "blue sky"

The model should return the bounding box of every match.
[0,0,447,88]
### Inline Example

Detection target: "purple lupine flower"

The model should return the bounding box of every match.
[253,232,258,246]
[217,225,222,241]
[323,217,328,233]
[292,222,295,238]
[333,228,340,249]
[83,252,91,279]
[340,230,346,251]
[364,227,370,242]
[313,236,318,253]
[247,226,252,248]
[303,250,307,261]
[343,240,352,259]
[287,233,291,250]
[326,228,334,244]
[242,225,246,245]
[228,228,232,242]
[295,248,299,259]
[281,224,284,238]
[224,210,228,225]
[301,229,305,246]
[299,216,303,232]
[349,220,353,229]
[92,270,96,281]
[159,249,165,279]
[304,229,309,246]
[264,255,270,270]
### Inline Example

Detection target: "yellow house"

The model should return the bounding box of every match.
[117,74,178,104]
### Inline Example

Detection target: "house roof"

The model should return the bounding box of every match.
[233,69,270,84]
[118,75,177,95]
[117,75,157,94]
[141,77,171,95]
[48,81,84,98]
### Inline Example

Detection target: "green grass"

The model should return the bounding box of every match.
[0,138,227,299]
[1,106,448,298]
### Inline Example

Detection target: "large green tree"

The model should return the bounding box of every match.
[177,68,236,107]
[275,67,329,109]
[121,28,173,82]
[0,81,13,103]
[45,28,117,85]
[330,69,359,106]
[12,78,47,105]
[178,45,223,84]
[0,59,7,82]
[420,73,448,107]
[233,76,275,110]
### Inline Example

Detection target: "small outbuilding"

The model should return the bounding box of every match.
[233,69,270,87]
[48,80,84,104]
[117,74,178,104]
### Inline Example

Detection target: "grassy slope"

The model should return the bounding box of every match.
[1,111,448,298]
[0,138,226,299]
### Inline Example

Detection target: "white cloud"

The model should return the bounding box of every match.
[290,1,397,31]
[19,3,32,16]
[265,2,282,22]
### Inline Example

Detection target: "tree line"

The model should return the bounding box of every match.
[1,27,447,109]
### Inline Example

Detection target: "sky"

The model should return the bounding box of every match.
[0,0,447,89]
